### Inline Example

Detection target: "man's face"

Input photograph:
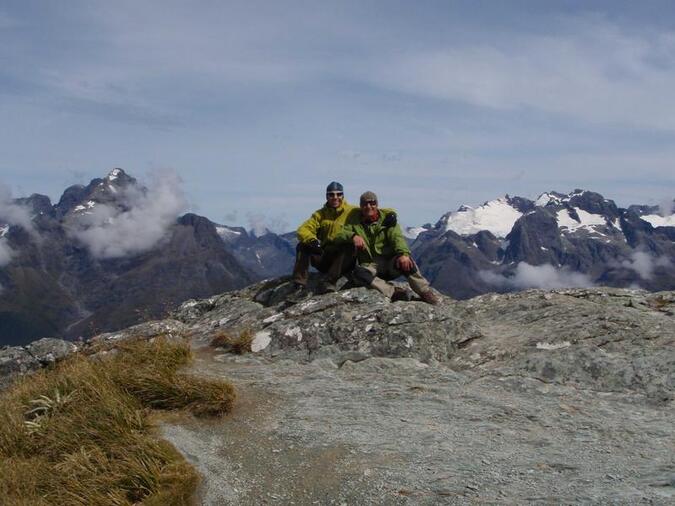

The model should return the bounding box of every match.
[360,199,378,220]
[326,190,344,208]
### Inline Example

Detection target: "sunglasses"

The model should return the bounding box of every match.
[361,200,378,206]
[326,192,344,198]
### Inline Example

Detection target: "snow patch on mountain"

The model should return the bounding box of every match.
[641,213,675,228]
[216,226,242,238]
[556,208,607,232]
[438,198,522,238]
[73,201,97,213]
[107,168,122,181]
[0,225,8,238]
[535,189,600,208]
[404,226,429,240]
[535,192,564,207]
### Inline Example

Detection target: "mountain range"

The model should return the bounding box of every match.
[411,190,674,298]
[0,169,673,345]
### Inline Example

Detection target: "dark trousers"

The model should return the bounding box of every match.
[292,243,356,286]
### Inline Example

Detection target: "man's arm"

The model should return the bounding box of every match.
[387,223,411,256]
[334,222,356,244]
[297,211,321,243]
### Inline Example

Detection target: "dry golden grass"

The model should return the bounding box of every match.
[0,337,235,505]
[210,329,254,354]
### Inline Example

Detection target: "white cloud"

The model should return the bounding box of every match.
[0,183,40,267]
[246,212,289,237]
[25,6,675,132]
[618,250,672,280]
[0,183,35,234]
[67,169,187,258]
[370,18,675,130]
[659,197,675,217]
[480,262,595,290]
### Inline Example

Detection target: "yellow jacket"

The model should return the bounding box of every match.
[296,201,358,246]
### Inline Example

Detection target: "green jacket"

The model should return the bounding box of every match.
[336,210,410,264]
[296,200,359,246]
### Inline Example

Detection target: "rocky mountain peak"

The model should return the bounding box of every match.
[14,194,53,216]
[55,168,140,218]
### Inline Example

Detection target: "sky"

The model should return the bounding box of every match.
[1,0,674,232]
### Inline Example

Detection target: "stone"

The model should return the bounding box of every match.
[25,338,79,364]
[0,346,40,389]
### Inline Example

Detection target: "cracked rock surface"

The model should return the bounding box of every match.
[161,278,675,504]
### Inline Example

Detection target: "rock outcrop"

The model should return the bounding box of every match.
[165,278,674,504]
[167,277,674,400]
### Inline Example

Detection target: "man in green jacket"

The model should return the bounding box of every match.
[336,191,439,305]
[292,181,359,292]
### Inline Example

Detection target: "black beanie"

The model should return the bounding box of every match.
[326,181,344,193]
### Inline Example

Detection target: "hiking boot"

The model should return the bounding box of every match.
[391,287,410,302]
[287,283,308,303]
[419,290,440,305]
[318,279,338,294]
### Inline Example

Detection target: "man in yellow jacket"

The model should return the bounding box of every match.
[292,181,358,293]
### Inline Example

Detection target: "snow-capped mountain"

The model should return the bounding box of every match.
[411,190,675,298]
[0,169,253,346]
[627,201,675,228]
[434,195,534,238]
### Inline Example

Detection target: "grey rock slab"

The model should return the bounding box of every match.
[163,348,675,505]
[156,284,675,503]
[452,288,675,397]
[0,346,40,389]
[91,319,189,344]
[25,337,78,364]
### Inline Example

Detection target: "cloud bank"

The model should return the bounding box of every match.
[0,183,35,234]
[246,213,289,237]
[480,263,595,290]
[372,17,675,131]
[659,198,675,217]
[0,183,38,267]
[618,250,672,280]
[67,170,187,258]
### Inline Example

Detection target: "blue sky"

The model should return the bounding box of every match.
[1,0,674,231]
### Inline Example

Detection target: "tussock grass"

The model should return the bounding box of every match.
[210,329,254,354]
[0,337,236,505]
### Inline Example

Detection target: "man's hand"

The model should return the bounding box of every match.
[382,212,397,228]
[353,235,366,250]
[307,239,323,255]
[396,255,414,273]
